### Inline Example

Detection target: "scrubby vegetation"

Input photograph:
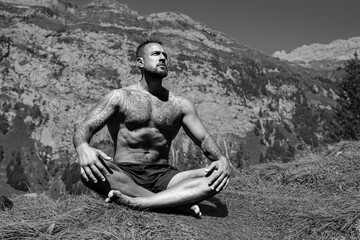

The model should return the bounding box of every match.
[1,141,360,239]
[334,52,360,141]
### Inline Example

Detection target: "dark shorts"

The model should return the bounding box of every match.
[114,162,181,193]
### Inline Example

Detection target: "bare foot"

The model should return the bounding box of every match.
[190,204,202,218]
[175,204,202,218]
[106,190,141,208]
[106,190,202,217]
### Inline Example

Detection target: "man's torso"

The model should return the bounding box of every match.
[107,84,186,164]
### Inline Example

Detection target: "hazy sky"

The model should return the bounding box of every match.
[117,0,360,54]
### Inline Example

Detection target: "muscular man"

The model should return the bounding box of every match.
[73,39,230,216]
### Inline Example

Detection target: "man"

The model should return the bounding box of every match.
[73,39,230,217]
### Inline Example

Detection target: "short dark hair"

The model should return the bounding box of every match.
[135,39,163,58]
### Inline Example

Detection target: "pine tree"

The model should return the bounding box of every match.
[335,52,360,140]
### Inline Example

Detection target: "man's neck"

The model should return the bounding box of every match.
[138,75,163,95]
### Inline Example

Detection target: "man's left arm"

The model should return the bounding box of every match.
[181,98,230,192]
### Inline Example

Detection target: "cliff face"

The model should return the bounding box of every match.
[273,37,360,70]
[0,0,337,197]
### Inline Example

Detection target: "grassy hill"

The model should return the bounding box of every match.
[2,141,360,240]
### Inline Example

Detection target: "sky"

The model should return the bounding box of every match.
[116,0,360,54]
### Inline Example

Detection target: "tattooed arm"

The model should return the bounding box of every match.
[73,90,122,183]
[180,97,230,191]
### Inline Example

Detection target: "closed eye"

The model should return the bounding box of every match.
[152,51,168,59]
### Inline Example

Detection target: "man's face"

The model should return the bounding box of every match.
[140,43,168,78]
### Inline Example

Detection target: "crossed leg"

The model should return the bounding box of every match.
[81,161,154,198]
[107,167,219,215]
[82,162,205,217]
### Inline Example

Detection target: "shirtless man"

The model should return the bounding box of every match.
[73,39,230,216]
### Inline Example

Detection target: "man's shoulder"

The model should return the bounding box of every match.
[169,92,195,112]
[99,88,133,106]
[109,86,136,97]
[121,84,137,91]
[169,91,188,102]
[114,85,134,93]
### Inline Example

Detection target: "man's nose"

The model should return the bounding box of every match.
[159,53,166,61]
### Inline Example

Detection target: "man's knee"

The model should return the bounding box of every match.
[80,175,112,197]
[186,177,218,197]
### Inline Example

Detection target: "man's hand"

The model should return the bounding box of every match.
[205,156,230,192]
[76,143,112,183]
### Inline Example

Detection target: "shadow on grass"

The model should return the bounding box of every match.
[152,197,228,218]
[198,197,228,217]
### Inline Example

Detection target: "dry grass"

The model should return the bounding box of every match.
[1,141,360,239]
[0,193,203,240]
[223,141,360,239]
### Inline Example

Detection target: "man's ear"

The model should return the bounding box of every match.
[136,57,144,68]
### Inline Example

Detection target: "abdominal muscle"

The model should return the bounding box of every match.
[113,127,171,164]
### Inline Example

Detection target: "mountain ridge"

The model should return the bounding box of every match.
[273,36,360,69]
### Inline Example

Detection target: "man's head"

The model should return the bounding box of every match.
[136,39,168,79]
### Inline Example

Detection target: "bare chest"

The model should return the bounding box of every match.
[122,93,183,130]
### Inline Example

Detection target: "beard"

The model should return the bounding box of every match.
[143,65,168,78]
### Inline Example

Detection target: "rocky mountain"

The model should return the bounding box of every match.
[273,37,360,70]
[0,0,338,198]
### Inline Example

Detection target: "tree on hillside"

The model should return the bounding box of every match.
[334,52,360,140]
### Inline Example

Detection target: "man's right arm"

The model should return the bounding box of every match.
[73,90,122,183]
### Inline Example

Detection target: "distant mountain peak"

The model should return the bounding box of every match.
[273,36,360,65]
[1,0,59,8]
[149,11,196,22]
[83,0,135,13]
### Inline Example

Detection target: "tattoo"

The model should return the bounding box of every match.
[172,95,187,112]
[201,134,224,161]
[151,95,183,127]
[73,85,190,159]
[73,90,122,149]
